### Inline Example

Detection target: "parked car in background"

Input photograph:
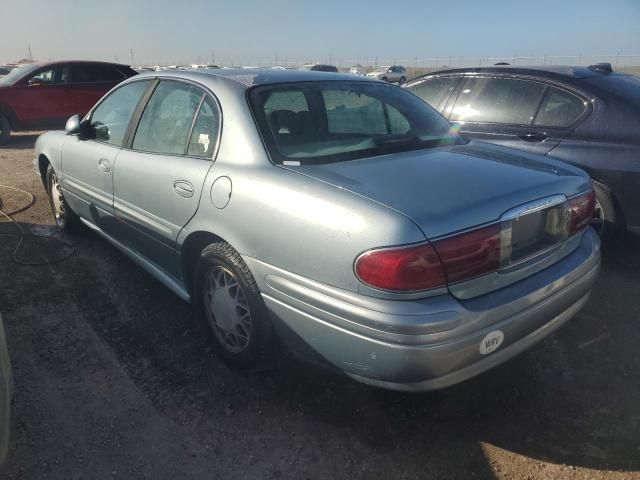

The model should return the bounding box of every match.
[0,64,19,78]
[367,65,407,84]
[404,64,640,240]
[0,60,137,144]
[349,65,365,76]
[0,314,12,465]
[35,69,599,391]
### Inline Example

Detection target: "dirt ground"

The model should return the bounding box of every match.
[0,132,638,480]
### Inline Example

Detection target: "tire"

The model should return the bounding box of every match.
[380,77,387,82]
[592,180,624,243]
[45,164,82,233]
[194,241,275,368]
[399,76,406,85]
[0,113,10,146]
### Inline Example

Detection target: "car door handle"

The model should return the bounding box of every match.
[518,131,548,142]
[98,158,111,172]
[173,180,194,198]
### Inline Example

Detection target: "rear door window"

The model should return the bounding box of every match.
[132,81,203,155]
[450,77,545,125]
[186,97,221,157]
[533,87,586,127]
[406,76,457,111]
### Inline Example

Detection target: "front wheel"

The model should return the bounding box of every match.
[399,76,406,85]
[45,164,81,233]
[195,242,275,367]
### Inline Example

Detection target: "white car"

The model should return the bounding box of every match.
[367,65,408,84]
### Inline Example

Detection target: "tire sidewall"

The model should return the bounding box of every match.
[0,114,10,145]
[194,244,273,366]
[593,181,622,242]
[45,165,67,230]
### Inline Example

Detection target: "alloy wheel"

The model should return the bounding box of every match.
[48,171,66,228]
[203,266,252,353]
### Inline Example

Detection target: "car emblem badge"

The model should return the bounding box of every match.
[479,330,504,355]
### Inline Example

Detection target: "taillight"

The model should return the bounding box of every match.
[432,224,502,283]
[356,192,594,293]
[569,189,596,235]
[355,243,447,292]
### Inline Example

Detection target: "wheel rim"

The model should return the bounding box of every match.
[591,198,605,234]
[48,172,66,228]
[203,266,252,353]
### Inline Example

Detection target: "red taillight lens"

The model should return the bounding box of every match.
[355,243,447,292]
[569,189,596,235]
[432,224,502,283]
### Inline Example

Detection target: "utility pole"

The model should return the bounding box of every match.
[211,49,215,65]
[28,44,33,62]
[130,48,134,66]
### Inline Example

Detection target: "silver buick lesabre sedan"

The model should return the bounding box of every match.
[34,69,600,391]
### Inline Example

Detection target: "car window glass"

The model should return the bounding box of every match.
[28,68,56,85]
[264,90,309,114]
[407,77,457,110]
[133,81,203,155]
[450,77,545,124]
[263,89,312,137]
[323,89,388,134]
[187,97,220,157]
[90,80,150,146]
[534,87,586,127]
[251,81,457,164]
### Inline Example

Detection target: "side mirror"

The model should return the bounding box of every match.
[65,115,81,135]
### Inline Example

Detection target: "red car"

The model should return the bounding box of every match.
[0,60,137,144]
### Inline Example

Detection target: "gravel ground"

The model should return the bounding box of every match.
[0,132,639,480]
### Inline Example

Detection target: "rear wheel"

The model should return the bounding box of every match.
[195,242,275,367]
[0,114,10,145]
[45,164,81,233]
[592,180,624,243]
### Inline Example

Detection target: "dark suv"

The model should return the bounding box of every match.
[404,64,640,240]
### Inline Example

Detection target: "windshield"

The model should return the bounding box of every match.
[0,63,38,85]
[250,81,462,165]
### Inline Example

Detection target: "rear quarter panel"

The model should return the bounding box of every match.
[180,162,427,293]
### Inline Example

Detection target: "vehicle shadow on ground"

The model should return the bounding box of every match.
[1,224,639,479]
[0,133,41,150]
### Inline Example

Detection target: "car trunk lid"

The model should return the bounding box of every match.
[283,142,593,297]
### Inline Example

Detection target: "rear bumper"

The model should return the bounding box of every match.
[247,228,601,391]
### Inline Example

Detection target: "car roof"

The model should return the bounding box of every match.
[17,60,133,69]
[415,65,616,81]
[134,68,374,88]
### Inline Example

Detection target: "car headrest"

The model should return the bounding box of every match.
[269,110,302,135]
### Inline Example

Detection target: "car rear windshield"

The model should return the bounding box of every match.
[249,81,461,165]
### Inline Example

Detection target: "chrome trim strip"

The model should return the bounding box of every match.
[501,194,567,221]
[79,217,190,302]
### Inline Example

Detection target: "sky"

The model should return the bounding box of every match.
[1,0,639,66]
